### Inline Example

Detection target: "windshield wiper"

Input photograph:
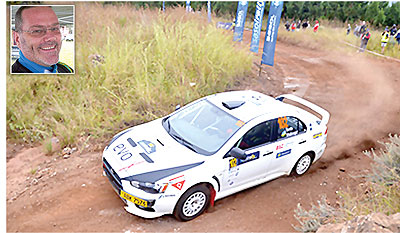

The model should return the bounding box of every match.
[170,133,197,153]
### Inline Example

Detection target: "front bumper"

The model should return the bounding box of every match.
[102,158,175,218]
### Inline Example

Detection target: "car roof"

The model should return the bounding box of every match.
[206,90,292,122]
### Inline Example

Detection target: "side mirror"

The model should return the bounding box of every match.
[175,105,181,111]
[228,147,247,160]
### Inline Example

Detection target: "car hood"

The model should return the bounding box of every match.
[103,119,205,182]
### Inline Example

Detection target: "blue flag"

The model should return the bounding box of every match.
[207,1,211,22]
[261,1,283,66]
[186,1,191,12]
[163,1,165,12]
[233,1,248,42]
[250,1,266,53]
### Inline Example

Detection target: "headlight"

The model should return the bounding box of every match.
[130,180,168,194]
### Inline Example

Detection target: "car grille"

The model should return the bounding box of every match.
[103,158,123,191]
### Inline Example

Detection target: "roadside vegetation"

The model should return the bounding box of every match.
[294,134,400,232]
[6,3,253,148]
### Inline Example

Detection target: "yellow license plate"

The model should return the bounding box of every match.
[120,190,148,208]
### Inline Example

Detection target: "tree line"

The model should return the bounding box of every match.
[122,1,399,28]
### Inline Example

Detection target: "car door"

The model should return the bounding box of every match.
[221,119,277,189]
[266,116,308,175]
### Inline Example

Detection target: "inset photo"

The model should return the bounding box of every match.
[10,5,74,74]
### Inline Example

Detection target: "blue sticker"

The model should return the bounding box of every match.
[238,151,260,165]
[276,149,291,158]
[138,140,156,154]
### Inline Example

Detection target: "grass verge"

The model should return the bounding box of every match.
[6,4,254,148]
[294,134,400,232]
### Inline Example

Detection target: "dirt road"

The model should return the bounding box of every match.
[7,30,400,232]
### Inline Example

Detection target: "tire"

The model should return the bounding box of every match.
[292,153,313,176]
[173,184,210,221]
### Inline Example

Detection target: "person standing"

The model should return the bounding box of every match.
[395,30,400,47]
[291,21,296,32]
[313,20,319,33]
[389,24,397,45]
[354,23,360,37]
[346,24,351,35]
[381,28,390,53]
[359,21,367,37]
[359,28,371,53]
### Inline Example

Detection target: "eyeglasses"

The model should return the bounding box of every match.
[17,26,61,37]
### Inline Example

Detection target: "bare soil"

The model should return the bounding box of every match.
[6,30,400,232]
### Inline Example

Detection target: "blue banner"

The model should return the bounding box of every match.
[163,1,165,12]
[186,1,191,12]
[233,1,248,42]
[261,1,283,66]
[250,1,266,53]
[207,1,211,22]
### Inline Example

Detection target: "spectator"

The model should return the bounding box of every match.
[354,23,360,37]
[291,21,296,32]
[381,28,390,53]
[285,21,290,31]
[359,28,370,53]
[359,21,367,37]
[302,20,308,29]
[390,24,397,36]
[395,30,400,46]
[346,24,351,35]
[389,24,397,45]
[313,20,319,33]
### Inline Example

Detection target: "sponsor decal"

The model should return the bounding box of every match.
[276,149,291,158]
[138,140,156,154]
[235,120,245,127]
[313,132,322,139]
[113,144,133,161]
[172,180,185,190]
[278,116,288,129]
[229,151,260,169]
[276,144,284,150]
[158,194,176,199]
[169,175,185,181]
[227,166,240,186]
[118,161,145,172]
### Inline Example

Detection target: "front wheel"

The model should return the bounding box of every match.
[173,184,210,221]
[293,153,313,176]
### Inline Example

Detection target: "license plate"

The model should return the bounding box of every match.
[120,190,148,208]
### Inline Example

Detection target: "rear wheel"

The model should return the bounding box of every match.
[293,153,313,176]
[173,184,210,221]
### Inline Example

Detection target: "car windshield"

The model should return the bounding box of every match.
[163,100,243,156]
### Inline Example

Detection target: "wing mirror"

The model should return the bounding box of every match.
[228,147,247,160]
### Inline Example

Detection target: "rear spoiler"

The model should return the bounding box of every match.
[276,94,330,125]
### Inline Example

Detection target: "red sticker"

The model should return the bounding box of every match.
[172,180,185,190]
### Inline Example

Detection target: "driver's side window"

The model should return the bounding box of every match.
[237,120,273,150]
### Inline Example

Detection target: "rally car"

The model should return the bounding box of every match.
[102,90,330,221]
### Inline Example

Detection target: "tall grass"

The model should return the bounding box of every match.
[6,3,254,147]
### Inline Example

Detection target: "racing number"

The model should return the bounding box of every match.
[278,116,288,129]
[229,158,237,169]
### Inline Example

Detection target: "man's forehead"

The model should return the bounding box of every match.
[21,7,59,27]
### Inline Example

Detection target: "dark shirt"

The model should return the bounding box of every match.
[11,59,74,74]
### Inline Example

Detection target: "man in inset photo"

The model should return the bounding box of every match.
[11,5,74,74]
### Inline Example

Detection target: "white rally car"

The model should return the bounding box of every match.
[102,90,330,221]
